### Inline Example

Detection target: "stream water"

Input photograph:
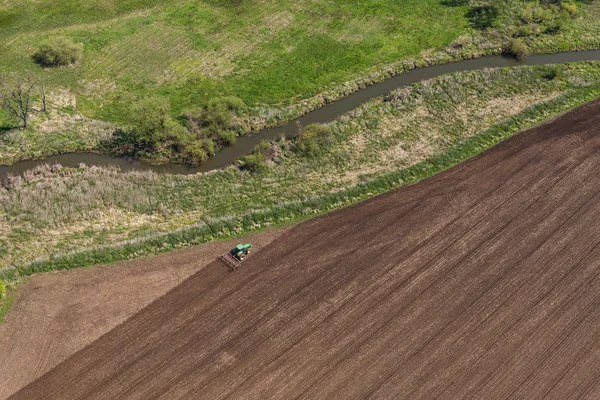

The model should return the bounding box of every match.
[2,49,600,180]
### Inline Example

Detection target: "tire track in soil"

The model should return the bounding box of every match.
[226,152,600,398]
[297,151,600,400]
[10,98,600,399]
[360,151,600,399]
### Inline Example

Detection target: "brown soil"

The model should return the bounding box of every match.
[9,98,600,399]
[0,227,291,400]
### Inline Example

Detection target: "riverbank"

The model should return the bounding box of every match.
[3,50,600,179]
[2,62,600,320]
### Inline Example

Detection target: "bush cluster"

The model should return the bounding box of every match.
[295,123,335,156]
[462,0,579,58]
[112,96,247,166]
[182,96,247,164]
[241,140,272,172]
[34,37,82,67]
[239,123,334,173]
[113,97,188,161]
[507,38,529,60]
[240,135,293,172]
[184,96,246,143]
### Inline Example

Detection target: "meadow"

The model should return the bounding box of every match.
[0,0,469,124]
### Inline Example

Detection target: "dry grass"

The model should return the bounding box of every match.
[1,164,159,227]
[345,91,563,182]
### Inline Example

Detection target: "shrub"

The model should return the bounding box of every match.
[0,280,5,300]
[182,139,215,165]
[183,141,209,166]
[203,138,215,155]
[506,38,529,61]
[296,123,334,156]
[217,130,237,145]
[561,2,577,17]
[114,97,190,155]
[113,96,248,165]
[542,66,561,81]
[185,96,246,145]
[241,152,267,173]
[467,5,499,29]
[34,37,82,67]
[515,24,537,38]
[464,0,577,39]
[131,98,189,146]
[207,96,246,113]
[201,96,247,132]
[241,152,267,172]
[240,140,271,172]
[132,97,172,138]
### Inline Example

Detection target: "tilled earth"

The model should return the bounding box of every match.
[10,98,600,399]
[0,228,290,400]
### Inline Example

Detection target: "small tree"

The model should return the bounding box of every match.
[34,37,82,67]
[115,97,189,153]
[296,123,334,156]
[42,81,47,112]
[0,72,36,129]
[131,97,172,141]
[506,38,529,61]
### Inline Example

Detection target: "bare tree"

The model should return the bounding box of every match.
[42,81,47,113]
[0,72,37,129]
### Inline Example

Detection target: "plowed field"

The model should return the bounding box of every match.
[0,228,290,399]
[11,98,600,399]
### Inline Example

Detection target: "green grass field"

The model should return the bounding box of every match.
[0,0,470,125]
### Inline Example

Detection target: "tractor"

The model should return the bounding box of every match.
[219,243,252,271]
[230,243,252,261]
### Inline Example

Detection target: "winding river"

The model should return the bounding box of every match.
[2,49,600,180]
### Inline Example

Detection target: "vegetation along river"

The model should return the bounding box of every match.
[2,50,600,180]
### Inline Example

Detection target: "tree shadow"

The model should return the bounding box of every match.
[440,0,468,6]
[0,123,17,135]
[441,0,498,30]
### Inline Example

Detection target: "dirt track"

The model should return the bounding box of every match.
[11,98,600,399]
[0,228,290,400]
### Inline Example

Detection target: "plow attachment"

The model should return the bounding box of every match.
[219,253,242,271]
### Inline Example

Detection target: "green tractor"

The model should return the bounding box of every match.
[220,243,252,271]
[230,243,252,261]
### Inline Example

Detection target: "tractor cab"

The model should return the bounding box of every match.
[230,243,252,261]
